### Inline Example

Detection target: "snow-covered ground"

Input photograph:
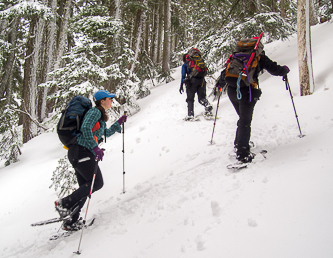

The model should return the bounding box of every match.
[1,22,333,258]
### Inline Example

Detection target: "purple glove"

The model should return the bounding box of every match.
[117,115,127,125]
[283,65,290,75]
[93,146,104,161]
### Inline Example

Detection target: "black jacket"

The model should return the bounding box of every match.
[220,51,288,88]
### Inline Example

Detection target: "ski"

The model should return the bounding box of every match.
[49,218,95,241]
[31,206,80,227]
[31,217,64,227]
[49,231,72,240]
[227,150,267,171]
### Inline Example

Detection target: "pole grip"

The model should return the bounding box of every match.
[122,111,127,133]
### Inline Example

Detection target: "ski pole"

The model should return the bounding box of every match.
[122,111,127,194]
[283,75,304,138]
[210,88,222,144]
[74,157,99,255]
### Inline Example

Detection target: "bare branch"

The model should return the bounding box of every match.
[8,106,49,131]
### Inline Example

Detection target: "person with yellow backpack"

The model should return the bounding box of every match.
[55,90,127,230]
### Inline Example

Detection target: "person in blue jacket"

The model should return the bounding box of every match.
[179,53,212,120]
[55,90,127,230]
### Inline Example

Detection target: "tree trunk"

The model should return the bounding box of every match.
[297,0,315,96]
[309,0,318,25]
[22,17,45,143]
[162,0,171,76]
[144,13,149,54]
[248,0,256,16]
[40,0,57,121]
[131,6,142,51]
[113,0,122,46]
[256,0,261,13]
[105,0,122,93]
[157,0,164,64]
[172,7,179,52]
[152,2,159,64]
[0,18,18,103]
[130,0,148,73]
[280,0,286,18]
[114,0,121,19]
[46,0,73,113]
[55,0,72,72]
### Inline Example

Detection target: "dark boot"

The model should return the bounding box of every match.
[62,217,84,231]
[204,105,213,116]
[199,99,213,115]
[55,199,71,218]
[187,101,194,117]
[236,146,254,163]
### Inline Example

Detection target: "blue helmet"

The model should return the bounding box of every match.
[93,90,116,102]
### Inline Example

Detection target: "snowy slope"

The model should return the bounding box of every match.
[1,22,333,258]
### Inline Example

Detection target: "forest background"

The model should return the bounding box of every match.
[0,0,332,167]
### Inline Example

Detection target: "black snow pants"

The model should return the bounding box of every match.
[186,77,210,116]
[62,145,104,223]
[227,86,258,155]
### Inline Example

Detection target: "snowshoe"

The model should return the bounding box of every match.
[227,150,267,171]
[203,111,215,120]
[236,152,255,163]
[62,217,84,231]
[184,115,200,121]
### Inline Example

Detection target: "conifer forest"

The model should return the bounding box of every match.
[0,0,332,166]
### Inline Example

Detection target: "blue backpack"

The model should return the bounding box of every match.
[57,96,92,149]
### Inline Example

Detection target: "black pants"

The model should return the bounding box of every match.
[63,145,104,223]
[227,86,257,153]
[186,77,210,116]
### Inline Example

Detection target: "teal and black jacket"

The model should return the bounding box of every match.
[77,107,121,155]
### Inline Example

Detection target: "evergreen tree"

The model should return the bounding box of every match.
[42,2,139,117]
[49,155,77,197]
[0,102,22,166]
[316,0,333,21]
[196,12,295,75]
[0,0,52,163]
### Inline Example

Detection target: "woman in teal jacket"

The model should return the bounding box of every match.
[55,90,127,230]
